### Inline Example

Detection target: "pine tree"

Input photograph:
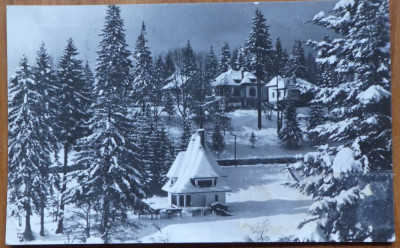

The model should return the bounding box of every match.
[132,22,154,112]
[163,92,175,120]
[219,42,232,73]
[180,119,191,151]
[307,102,326,145]
[204,46,219,94]
[135,110,155,195]
[149,126,175,195]
[278,103,303,148]
[305,52,318,84]
[249,131,257,148]
[74,6,144,243]
[54,38,91,234]
[289,0,393,241]
[33,43,59,236]
[164,53,175,79]
[288,40,307,79]
[8,56,53,241]
[272,38,287,76]
[235,47,248,72]
[151,55,165,127]
[246,9,273,129]
[307,36,338,87]
[212,122,225,157]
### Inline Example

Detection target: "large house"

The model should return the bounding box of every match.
[162,129,231,208]
[211,69,266,108]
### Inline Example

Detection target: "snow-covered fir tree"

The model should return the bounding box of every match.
[8,56,53,241]
[163,92,175,121]
[245,9,273,129]
[289,0,393,241]
[33,43,60,237]
[287,40,307,79]
[180,119,192,151]
[307,102,326,145]
[305,52,318,84]
[135,110,155,195]
[219,42,232,73]
[278,101,303,148]
[204,46,219,95]
[272,38,288,77]
[164,53,175,79]
[308,36,338,87]
[73,6,144,243]
[132,22,155,112]
[152,55,166,127]
[54,38,91,234]
[235,47,248,72]
[149,126,175,195]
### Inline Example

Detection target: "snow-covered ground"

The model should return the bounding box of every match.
[6,164,314,244]
[138,164,313,243]
[208,109,315,159]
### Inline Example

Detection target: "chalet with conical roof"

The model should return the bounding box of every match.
[162,129,231,208]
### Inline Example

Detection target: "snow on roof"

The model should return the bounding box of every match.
[265,76,286,88]
[162,130,230,194]
[166,151,186,178]
[265,76,314,92]
[212,69,260,87]
[163,74,190,90]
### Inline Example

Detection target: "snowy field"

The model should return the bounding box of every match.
[138,164,313,243]
[6,164,313,244]
[209,109,316,159]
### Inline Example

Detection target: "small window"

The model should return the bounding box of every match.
[197,179,213,187]
[233,88,240,97]
[179,195,184,206]
[249,87,256,97]
[172,194,177,206]
[272,92,275,98]
[215,195,219,202]
[186,195,191,207]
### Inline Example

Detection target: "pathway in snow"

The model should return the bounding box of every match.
[139,164,313,243]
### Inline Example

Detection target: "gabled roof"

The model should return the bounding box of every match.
[265,76,286,89]
[162,131,230,194]
[211,69,262,87]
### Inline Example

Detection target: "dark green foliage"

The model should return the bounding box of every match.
[278,104,303,148]
[272,38,288,77]
[219,42,232,73]
[287,40,307,79]
[307,103,326,145]
[249,131,256,148]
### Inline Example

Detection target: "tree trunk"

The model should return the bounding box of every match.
[39,202,45,236]
[101,197,110,244]
[23,204,34,241]
[55,145,68,234]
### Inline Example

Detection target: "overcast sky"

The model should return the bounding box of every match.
[7,1,337,76]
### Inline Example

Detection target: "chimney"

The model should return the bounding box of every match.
[198,129,205,148]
